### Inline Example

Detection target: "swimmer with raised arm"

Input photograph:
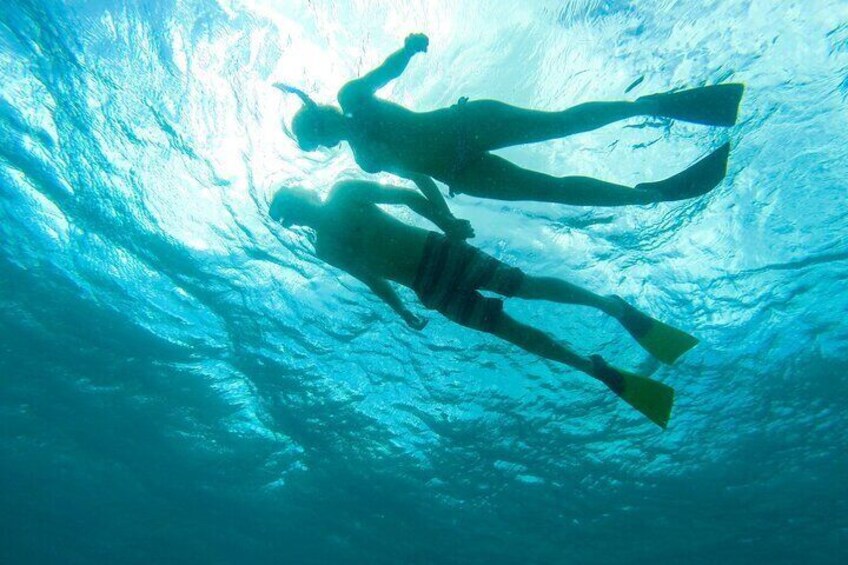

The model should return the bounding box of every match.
[269,180,700,428]
[276,33,743,214]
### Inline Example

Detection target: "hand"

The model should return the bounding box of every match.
[404,33,429,54]
[403,311,429,331]
[445,217,475,240]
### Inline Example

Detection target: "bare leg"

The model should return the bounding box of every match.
[459,99,653,151]
[481,270,645,344]
[456,84,743,152]
[512,275,624,318]
[490,313,595,376]
[488,313,677,428]
[451,153,660,206]
[495,274,698,365]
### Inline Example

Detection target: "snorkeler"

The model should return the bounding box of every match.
[269,180,699,428]
[275,33,743,213]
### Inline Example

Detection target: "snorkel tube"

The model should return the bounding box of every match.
[273,83,318,108]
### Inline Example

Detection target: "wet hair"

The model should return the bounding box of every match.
[268,189,288,221]
[273,83,340,151]
[290,105,343,151]
[269,186,318,224]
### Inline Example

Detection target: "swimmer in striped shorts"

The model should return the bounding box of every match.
[269,180,699,428]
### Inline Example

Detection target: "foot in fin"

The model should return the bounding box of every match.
[611,297,699,364]
[591,355,674,429]
[638,83,745,127]
[636,143,730,202]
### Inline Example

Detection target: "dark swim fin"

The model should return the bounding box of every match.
[617,299,699,364]
[591,355,674,429]
[639,83,745,127]
[638,142,730,201]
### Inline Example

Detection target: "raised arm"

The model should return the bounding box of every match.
[340,34,429,99]
[359,274,427,330]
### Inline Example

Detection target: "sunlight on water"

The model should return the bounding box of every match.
[1,1,847,563]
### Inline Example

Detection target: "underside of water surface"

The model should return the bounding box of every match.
[1,1,847,563]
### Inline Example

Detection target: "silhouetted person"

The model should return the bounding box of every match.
[269,180,700,428]
[276,33,743,225]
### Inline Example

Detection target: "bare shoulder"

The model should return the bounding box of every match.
[338,81,369,110]
[331,179,369,196]
[327,180,376,205]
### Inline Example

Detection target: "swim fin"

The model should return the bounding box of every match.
[617,299,699,364]
[639,83,745,127]
[637,142,730,201]
[591,355,674,429]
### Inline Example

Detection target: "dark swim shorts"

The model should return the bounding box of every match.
[412,233,524,331]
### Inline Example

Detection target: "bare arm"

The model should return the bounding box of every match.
[340,34,429,99]
[406,174,474,240]
[360,274,427,330]
[337,181,473,239]
[406,173,451,218]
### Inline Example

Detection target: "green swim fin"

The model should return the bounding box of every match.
[639,83,745,127]
[591,355,674,429]
[637,142,730,201]
[617,299,699,364]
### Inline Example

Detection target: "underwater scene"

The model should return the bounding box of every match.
[1,1,847,563]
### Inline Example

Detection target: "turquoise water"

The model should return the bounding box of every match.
[2,1,847,563]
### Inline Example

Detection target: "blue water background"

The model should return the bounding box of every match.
[2,1,847,563]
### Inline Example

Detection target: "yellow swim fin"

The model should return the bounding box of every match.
[618,300,699,364]
[618,371,675,429]
[591,355,675,429]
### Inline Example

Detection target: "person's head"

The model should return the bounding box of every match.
[269,186,323,228]
[274,83,345,151]
[291,105,345,151]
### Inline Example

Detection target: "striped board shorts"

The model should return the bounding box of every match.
[412,233,524,332]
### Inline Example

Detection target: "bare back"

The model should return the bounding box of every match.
[315,184,430,287]
[339,85,460,179]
